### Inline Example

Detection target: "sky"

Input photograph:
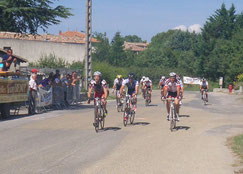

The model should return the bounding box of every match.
[44,0,243,41]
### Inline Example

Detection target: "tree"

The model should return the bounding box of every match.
[110,32,126,66]
[92,32,111,63]
[202,3,236,40]
[124,35,143,43]
[0,0,72,33]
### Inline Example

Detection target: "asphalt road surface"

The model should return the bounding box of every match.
[0,91,243,174]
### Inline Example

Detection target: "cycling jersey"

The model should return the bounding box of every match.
[165,79,180,93]
[113,78,123,90]
[159,79,166,87]
[140,79,145,86]
[145,80,152,89]
[89,79,107,98]
[177,79,184,88]
[122,79,139,95]
[200,81,208,89]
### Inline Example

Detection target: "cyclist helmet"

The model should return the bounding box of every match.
[128,73,135,79]
[145,77,149,81]
[202,77,206,81]
[142,76,146,80]
[161,76,165,80]
[116,75,122,79]
[93,71,101,76]
[169,72,176,77]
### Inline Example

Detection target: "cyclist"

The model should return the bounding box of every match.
[120,73,139,113]
[200,78,209,102]
[112,75,124,105]
[176,75,184,105]
[140,76,146,98]
[163,72,180,121]
[158,76,166,100]
[144,77,152,103]
[87,71,108,125]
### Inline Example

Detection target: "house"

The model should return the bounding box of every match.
[0,31,98,64]
[123,41,149,54]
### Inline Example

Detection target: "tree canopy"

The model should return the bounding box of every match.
[0,0,72,33]
[92,3,243,86]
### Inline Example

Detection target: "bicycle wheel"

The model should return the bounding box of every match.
[117,98,121,112]
[170,107,176,131]
[94,107,99,132]
[123,109,128,127]
[130,111,135,124]
[100,108,105,129]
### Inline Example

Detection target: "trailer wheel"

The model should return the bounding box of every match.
[0,103,10,119]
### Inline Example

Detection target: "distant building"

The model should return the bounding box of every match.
[123,41,149,54]
[0,31,98,64]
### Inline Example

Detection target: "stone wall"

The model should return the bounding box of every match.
[0,38,85,63]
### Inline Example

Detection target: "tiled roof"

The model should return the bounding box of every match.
[59,31,99,43]
[123,41,149,52]
[0,31,98,44]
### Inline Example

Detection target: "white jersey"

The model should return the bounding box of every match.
[145,80,152,86]
[177,79,184,88]
[159,79,166,86]
[113,78,123,86]
[165,79,180,92]
[113,78,123,90]
[140,79,145,85]
[200,81,208,86]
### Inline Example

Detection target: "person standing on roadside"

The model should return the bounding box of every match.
[28,73,38,115]
[71,71,80,104]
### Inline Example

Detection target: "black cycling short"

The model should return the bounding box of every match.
[161,85,165,88]
[167,92,177,98]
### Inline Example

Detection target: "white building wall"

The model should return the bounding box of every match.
[0,38,85,63]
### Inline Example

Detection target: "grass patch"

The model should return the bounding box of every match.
[232,135,243,163]
[227,135,243,173]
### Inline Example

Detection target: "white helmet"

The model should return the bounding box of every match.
[169,72,176,77]
[145,77,149,81]
[93,71,101,76]
[142,76,146,80]
[161,76,165,79]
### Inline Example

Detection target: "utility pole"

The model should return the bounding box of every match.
[85,0,92,90]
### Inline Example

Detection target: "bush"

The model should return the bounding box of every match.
[92,62,129,86]
[29,53,68,68]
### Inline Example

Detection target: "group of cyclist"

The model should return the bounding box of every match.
[87,71,209,126]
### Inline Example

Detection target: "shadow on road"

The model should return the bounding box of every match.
[0,114,31,122]
[146,104,158,107]
[103,127,121,131]
[179,115,190,118]
[175,126,190,131]
[132,122,150,126]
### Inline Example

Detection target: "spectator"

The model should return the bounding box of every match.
[54,74,62,86]
[2,48,17,71]
[28,73,38,115]
[52,69,60,82]
[71,71,80,104]
[39,73,53,88]
[61,74,69,106]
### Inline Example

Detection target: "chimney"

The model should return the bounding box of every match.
[59,30,62,36]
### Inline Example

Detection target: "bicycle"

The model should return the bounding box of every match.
[93,97,105,132]
[123,95,136,126]
[201,89,208,105]
[165,97,178,131]
[116,90,124,112]
[145,88,151,106]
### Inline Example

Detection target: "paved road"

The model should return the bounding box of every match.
[0,91,243,174]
